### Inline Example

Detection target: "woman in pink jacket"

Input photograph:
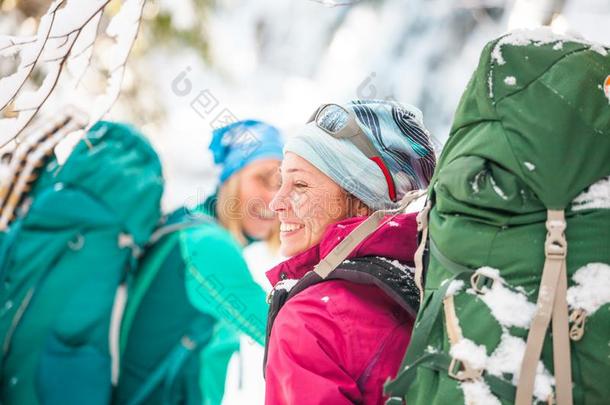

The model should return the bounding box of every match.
[263,99,436,404]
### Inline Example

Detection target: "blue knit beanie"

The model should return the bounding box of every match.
[209,120,284,184]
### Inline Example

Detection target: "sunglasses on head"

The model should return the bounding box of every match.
[307,103,397,202]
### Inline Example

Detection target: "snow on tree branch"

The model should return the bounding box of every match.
[0,0,147,147]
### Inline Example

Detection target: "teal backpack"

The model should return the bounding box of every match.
[113,210,218,405]
[115,195,270,405]
[385,31,610,405]
[0,117,164,405]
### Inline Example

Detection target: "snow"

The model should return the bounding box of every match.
[487,69,494,98]
[460,379,501,405]
[274,278,299,292]
[451,331,556,402]
[486,332,555,402]
[450,338,488,370]
[590,43,608,56]
[567,263,610,315]
[445,280,465,297]
[376,256,414,273]
[523,162,535,171]
[321,295,330,303]
[491,27,608,66]
[504,76,517,86]
[489,176,508,200]
[469,267,537,329]
[471,171,485,194]
[572,176,610,211]
[387,220,400,227]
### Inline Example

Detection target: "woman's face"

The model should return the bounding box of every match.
[238,158,282,240]
[269,152,354,257]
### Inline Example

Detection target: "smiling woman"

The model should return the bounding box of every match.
[264,99,436,405]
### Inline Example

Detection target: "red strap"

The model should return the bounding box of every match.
[370,157,397,201]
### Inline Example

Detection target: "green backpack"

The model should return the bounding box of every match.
[113,210,219,405]
[0,119,163,405]
[385,30,610,405]
[115,195,268,405]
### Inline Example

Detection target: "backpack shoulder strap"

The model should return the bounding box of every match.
[147,214,216,246]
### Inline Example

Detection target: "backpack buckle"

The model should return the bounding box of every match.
[545,212,567,259]
[448,357,482,381]
[181,335,196,350]
[470,273,495,294]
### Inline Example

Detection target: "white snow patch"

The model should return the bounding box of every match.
[590,43,608,56]
[572,176,610,211]
[387,220,400,227]
[471,171,485,194]
[274,278,299,292]
[487,332,555,402]
[425,345,438,354]
[336,224,346,229]
[489,176,508,200]
[567,263,610,315]
[376,256,414,273]
[450,338,488,370]
[487,333,525,377]
[504,76,517,86]
[321,296,330,303]
[491,27,608,66]
[446,280,465,297]
[460,379,501,405]
[523,162,536,171]
[471,267,537,329]
[487,69,494,98]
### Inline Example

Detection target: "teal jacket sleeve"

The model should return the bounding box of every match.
[181,224,268,346]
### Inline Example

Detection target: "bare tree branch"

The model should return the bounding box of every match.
[0,0,147,147]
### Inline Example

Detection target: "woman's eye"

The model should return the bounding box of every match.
[294,182,307,189]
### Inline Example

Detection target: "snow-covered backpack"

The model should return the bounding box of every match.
[384,29,610,405]
[0,115,163,405]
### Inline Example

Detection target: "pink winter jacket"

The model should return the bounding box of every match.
[265,213,419,405]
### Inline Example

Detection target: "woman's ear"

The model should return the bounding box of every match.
[347,194,372,217]
[356,199,373,216]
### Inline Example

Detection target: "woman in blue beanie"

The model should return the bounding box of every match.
[207,119,284,246]
[116,120,283,405]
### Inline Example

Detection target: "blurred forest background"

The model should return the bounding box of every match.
[2,0,609,212]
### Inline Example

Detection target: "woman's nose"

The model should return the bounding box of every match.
[269,187,288,212]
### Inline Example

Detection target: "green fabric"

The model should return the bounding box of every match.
[0,121,163,405]
[115,232,215,405]
[117,196,268,405]
[386,35,610,404]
